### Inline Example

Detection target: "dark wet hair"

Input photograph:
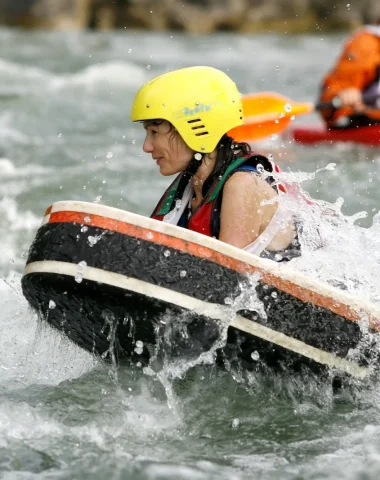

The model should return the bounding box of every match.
[173,133,251,205]
[201,134,251,196]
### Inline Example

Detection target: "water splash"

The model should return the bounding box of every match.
[0,273,98,388]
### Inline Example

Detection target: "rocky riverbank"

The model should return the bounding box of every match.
[0,0,379,33]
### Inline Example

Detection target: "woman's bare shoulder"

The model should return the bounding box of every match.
[224,170,276,198]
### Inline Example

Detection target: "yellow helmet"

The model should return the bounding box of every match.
[131,66,243,153]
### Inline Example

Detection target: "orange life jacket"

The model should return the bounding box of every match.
[319,28,380,127]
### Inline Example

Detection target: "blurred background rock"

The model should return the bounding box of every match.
[0,0,378,33]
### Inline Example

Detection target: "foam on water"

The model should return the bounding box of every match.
[273,166,380,305]
[55,61,147,91]
[0,57,147,97]
[0,113,36,146]
[0,274,98,389]
[0,58,52,94]
[0,198,42,274]
[0,158,51,178]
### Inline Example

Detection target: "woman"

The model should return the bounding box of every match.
[131,66,298,261]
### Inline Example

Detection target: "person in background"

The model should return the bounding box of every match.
[130,66,299,261]
[319,17,380,128]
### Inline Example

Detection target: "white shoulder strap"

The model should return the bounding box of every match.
[162,181,193,225]
[243,199,293,256]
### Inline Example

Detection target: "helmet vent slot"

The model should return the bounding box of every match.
[187,118,208,136]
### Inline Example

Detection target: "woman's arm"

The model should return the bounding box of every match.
[219,172,278,249]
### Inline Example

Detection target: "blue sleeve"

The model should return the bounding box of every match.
[235,165,258,173]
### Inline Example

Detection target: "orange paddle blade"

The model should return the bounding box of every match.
[229,92,315,142]
[229,115,292,142]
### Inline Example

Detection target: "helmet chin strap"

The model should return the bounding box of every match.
[173,153,204,204]
[184,152,204,177]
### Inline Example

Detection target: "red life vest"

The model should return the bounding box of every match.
[151,154,280,239]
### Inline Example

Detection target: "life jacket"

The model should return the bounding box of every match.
[151,154,281,239]
[319,27,380,127]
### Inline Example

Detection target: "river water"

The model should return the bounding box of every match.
[1,27,380,479]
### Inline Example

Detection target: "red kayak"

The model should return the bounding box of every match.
[290,124,380,147]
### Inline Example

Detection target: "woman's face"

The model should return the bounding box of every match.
[142,120,193,176]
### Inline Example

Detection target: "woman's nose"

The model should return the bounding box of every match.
[142,135,153,153]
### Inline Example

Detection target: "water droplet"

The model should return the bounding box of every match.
[88,235,100,247]
[84,216,91,223]
[251,351,260,361]
[128,48,132,53]
[134,347,143,355]
[224,297,233,305]
[164,250,170,257]
[58,133,62,137]
[232,418,240,428]
[132,139,136,145]
[279,112,285,118]
[75,273,83,283]
[180,270,187,277]
[274,253,283,261]
[142,366,156,376]
[271,134,278,141]
[325,163,336,171]
[106,152,113,159]
[271,291,278,299]
[146,64,151,70]
[49,300,56,309]
[147,232,153,239]
[290,115,295,121]
[275,66,280,71]
[93,195,102,204]
[102,180,106,184]
[284,103,292,112]
[275,119,279,124]
[81,226,88,233]
[136,340,144,348]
